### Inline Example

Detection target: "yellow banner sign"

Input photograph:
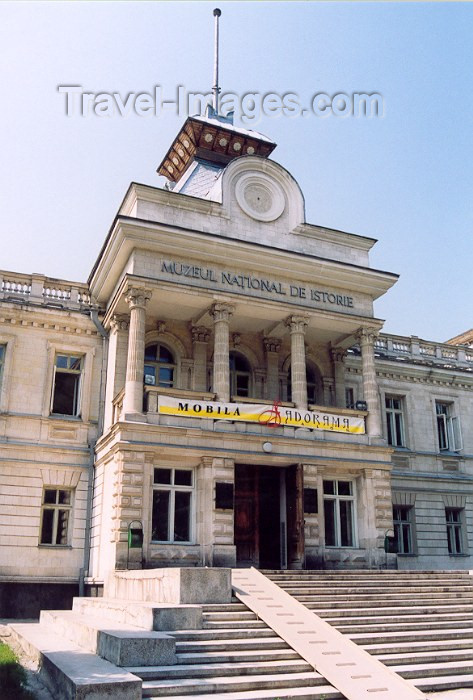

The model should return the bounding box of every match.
[158,396,365,434]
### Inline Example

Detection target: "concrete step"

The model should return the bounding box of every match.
[269,579,473,588]
[323,610,473,625]
[202,604,249,613]
[349,627,473,645]
[203,619,269,630]
[395,660,473,680]
[305,598,473,610]
[286,591,473,602]
[414,673,473,692]
[377,648,473,666]
[176,648,302,664]
[127,658,313,680]
[142,685,343,700]
[72,596,202,631]
[40,609,176,667]
[141,671,328,697]
[175,637,290,653]
[201,610,258,621]
[363,639,473,655]
[275,583,473,594]
[171,627,275,641]
[314,603,473,617]
[333,618,473,634]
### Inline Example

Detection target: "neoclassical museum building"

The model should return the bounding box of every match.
[1,110,472,613]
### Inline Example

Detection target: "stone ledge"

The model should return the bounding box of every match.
[9,622,142,700]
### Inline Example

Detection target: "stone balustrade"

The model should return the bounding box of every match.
[370,333,473,367]
[0,270,93,308]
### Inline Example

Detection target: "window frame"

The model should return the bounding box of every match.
[436,401,463,452]
[144,342,176,389]
[445,507,464,555]
[323,479,357,548]
[151,467,195,544]
[51,353,84,417]
[39,487,73,547]
[385,395,406,447]
[229,351,252,398]
[393,504,415,555]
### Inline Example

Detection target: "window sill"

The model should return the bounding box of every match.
[38,544,72,549]
[150,541,195,546]
[449,553,469,557]
[49,414,82,421]
[397,553,418,557]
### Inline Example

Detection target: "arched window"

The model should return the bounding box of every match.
[287,364,318,404]
[229,351,252,398]
[144,343,175,388]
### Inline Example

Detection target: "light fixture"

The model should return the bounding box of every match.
[262,442,273,453]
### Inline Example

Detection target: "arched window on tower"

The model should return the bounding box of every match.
[229,351,252,398]
[144,343,176,388]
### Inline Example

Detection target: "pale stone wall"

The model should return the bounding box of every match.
[0,302,102,582]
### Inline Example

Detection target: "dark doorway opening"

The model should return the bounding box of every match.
[234,464,304,569]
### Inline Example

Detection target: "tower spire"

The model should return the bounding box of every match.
[212,8,222,113]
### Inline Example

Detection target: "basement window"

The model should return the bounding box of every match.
[40,488,72,546]
[152,468,194,544]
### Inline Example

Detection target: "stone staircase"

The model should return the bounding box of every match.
[264,569,473,694]
[129,602,342,698]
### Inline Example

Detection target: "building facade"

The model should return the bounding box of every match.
[1,113,472,612]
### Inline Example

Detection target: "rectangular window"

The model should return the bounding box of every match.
[51,354,83,416]
[323,480,355,547]
[393,505,414,554]
[446,508,464,555]
[152,468,194,543]
[436,402,462,452]
[40,488,72,545]
[385,396,406,447]
[345,387,354,409]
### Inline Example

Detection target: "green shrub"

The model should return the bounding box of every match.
[0,642,35,699]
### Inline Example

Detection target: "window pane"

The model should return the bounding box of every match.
[386,414,394,445]
[44,489,57,504]
[323,480,335,495]
[152,490,170,541]
[437,414,448,450]
[158,367,174,386]
[158,346,174,363]
[145,345,158,362]
[394,413,404,446]
[175,470,192,486]
[58,490,71,505]
[338,481,352,496]
[56,355,69,369]
[340,500,354,546]
[324,499,336,545]
[52,373,79,415]
[401,523,411,553]
[174,491,191,542]
[454,526,462,554]
[154,468,171,484]
[69,357,81,370]
[144,365,156,386]
[41,509,54,544]
[0,346,4,361]
[236,374,249,395]
[56,509,69,544]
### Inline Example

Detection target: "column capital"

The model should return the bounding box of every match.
[356,326,379,346]
[285,315,310,335]
[331,347,347,364]
[210,302,234,324]
[264,337,281,353]
[110,314,129,332]
[191,325,210,343]
[124,286,152,310]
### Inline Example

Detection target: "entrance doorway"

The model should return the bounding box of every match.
[234,464,304,569]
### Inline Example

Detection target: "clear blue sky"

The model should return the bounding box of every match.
[1,1,472,343]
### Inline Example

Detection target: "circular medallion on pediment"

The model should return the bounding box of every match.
[235,173,285,222]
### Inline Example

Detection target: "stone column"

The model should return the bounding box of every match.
[104,315,130,430]
[210,303,234,402]
[331,348,347,408]
[263,337,281,400]
[123,287,152,416]
[357,327,382,437]
[192,326,210,392]
[285,316,309,410]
